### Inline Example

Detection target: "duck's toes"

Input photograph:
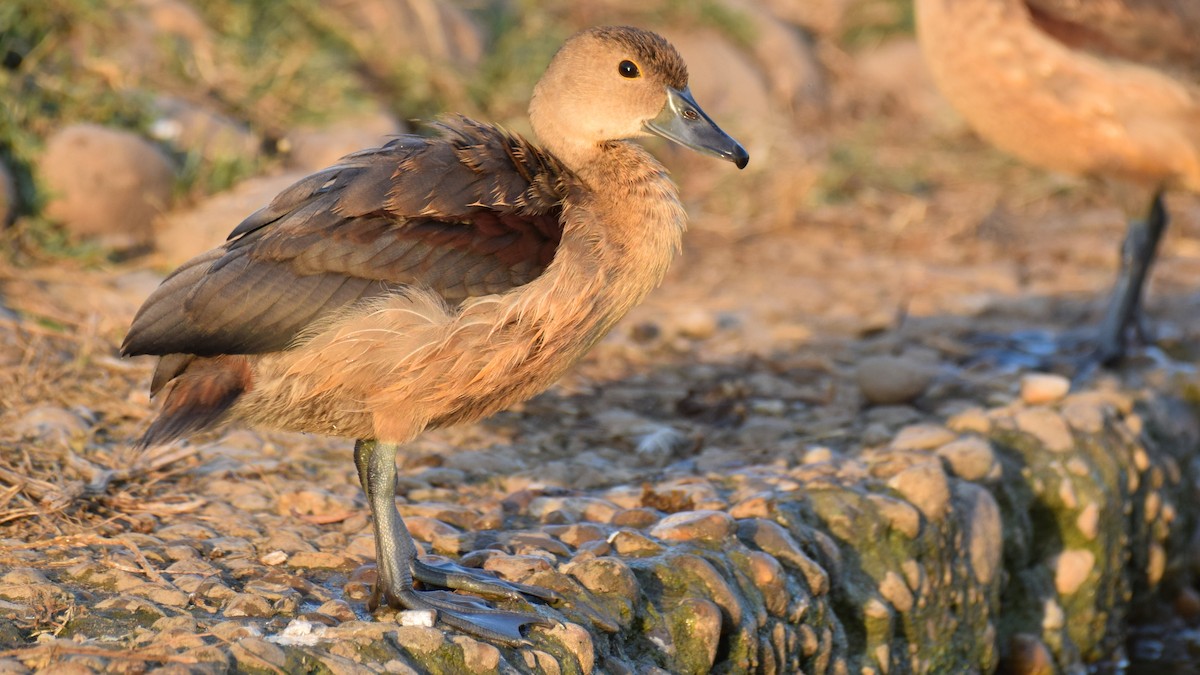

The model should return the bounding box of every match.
[413,556,565,605]
[378,585,551,646]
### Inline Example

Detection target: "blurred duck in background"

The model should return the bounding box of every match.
[915,0,1200,365]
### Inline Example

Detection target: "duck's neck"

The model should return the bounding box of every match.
[567,140,685,302]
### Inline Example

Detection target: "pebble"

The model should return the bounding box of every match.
[1019,373,1070,405]
[564,556,640,599]
[890,424,957,451]
[288,551,350,569]
[675,308,718,340]
[1053,549,1095,595]
[451,636,501,674]
[946,407,992,435]
[856,355,934,405]
[960,484,1002,585]
[745,551,788,617]
[539,622,595,674]
[935,437,998,482]
[222,593,275,618]
[878,570,913,613]
[608,530,665,557]
[1014,408,1075,452]
[886,461,950,521]
[648,510,735,544]
[40,123,175,250]
[13,406,89,445]
[1075,503,1100,540]
[868,494,922,539]
[1004,633,1055,675]
[1061,400,1105,434]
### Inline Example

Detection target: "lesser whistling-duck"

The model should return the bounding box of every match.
[122,26,748,643]
[916,0,1200,364]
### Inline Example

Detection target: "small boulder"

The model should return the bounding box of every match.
[41,124,175,250]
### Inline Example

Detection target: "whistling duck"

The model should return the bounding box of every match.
[122,26,747,644]
[916,0,1200,363]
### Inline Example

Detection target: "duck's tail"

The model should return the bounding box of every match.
[136,355,252,449]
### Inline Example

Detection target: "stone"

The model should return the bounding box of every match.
[12,406,89,445]
[285,111,405,171]
[648,509,735,544]
[887,461,950,521]
[936,437,998,481]
[879,570,913,613]
[1004,633,1055,675]
[1052,549,1094,595]
[1019,373,1070,405]
[318,0,484,72]
[890,424,957,451]
[675,308,718,340]
[150,95,260,166]
[40,123,174,250]
[222,592,274,618]
[857,355,935,405]
[1015,408,1074,452]
[452,636,501,674]
[960,484,1002,585]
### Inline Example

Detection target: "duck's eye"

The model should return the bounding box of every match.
[618,60,640,78]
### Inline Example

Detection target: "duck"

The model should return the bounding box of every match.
[121,25,748,644]
[915,0,1200,364]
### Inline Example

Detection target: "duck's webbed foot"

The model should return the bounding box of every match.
[354,439,557,645]
[369,575,552,646]
[413,556,564,605]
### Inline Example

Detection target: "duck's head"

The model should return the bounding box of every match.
[529,26,749,171]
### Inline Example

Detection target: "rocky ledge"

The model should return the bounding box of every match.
[1,359,1196,674]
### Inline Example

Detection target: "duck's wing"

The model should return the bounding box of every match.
[1025,0,1200,72]
[122,116,570,360]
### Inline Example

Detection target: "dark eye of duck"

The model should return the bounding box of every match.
[618,60,640,78]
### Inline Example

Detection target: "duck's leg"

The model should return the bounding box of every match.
[1092,191,1167,365]
[354,439,553,645]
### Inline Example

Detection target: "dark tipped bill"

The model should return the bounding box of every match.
[645,87,749,169]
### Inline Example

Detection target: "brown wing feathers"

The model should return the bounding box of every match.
[122,118,569,445]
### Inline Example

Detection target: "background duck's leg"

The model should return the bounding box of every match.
[353,439,551,645]
[1093,191,1167,365]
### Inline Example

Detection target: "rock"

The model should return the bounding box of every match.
[229,637,288,672]
[1019,373,1071,405]
[936,436,999,481]
[1052,549,1094,595]
[959,483,1003,585]
[318,0,484,71]
[150,95,260,166]
[1003,633,1056,675]
[452,636,501,674]
[890,423,956,451]
[887,460,951,521]
[857,356,935,405]
[649,510,735,544]
[285,110,405,171]
[277,488,356,518]
[1015,408,1075,452]
[722,0,830,116]
[40,123,175,250]
[222,593,275,618]
[155,172,308,265]
[756,0,849,35]
[12,406,89,445]
[674,308,718,340]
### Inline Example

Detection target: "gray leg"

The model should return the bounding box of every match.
[353,439,555,645]
[1093,191,1167,365]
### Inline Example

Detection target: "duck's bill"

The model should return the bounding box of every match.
[645,87,749,169]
